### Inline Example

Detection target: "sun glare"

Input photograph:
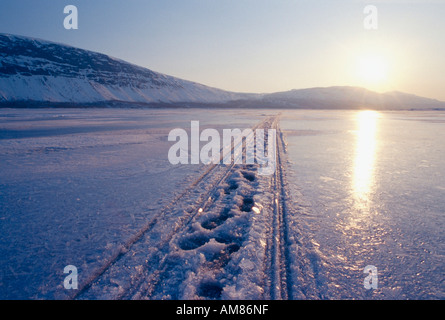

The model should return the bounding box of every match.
[357,54,389,85]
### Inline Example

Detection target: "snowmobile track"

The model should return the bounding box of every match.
[71,115,279,300]
[267,119,293,300]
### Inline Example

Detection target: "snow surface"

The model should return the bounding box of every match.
[0,108,443,300]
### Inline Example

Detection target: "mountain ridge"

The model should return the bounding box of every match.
[1,33,444,110]
[0,33,255,105]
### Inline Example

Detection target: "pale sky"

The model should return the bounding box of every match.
[1,0,444,100]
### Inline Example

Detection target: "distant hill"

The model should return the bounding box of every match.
[252,87,445,110]
[1,33,444,110]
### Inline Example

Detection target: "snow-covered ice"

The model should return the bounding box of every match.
[0,108,265,299]
[280,110,445,299]
[0,108,443,300]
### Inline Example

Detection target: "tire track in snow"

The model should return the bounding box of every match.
[129,115,296,300]
[126,116,278,299]
[130,163,261,299]
[268,123,326,300]
[268,119,293,300]
[72,115,277,300]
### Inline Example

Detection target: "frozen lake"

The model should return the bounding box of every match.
[0,108,265,299]
[0,108,443,299]
[281,110,445,299]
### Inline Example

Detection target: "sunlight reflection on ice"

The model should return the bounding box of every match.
[352,110,380,208]
[344,110,381,234]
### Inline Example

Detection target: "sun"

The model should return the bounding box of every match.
[357,54,389,85]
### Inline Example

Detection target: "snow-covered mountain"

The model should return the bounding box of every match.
[0,33,254,106]
[1,33,444,110]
